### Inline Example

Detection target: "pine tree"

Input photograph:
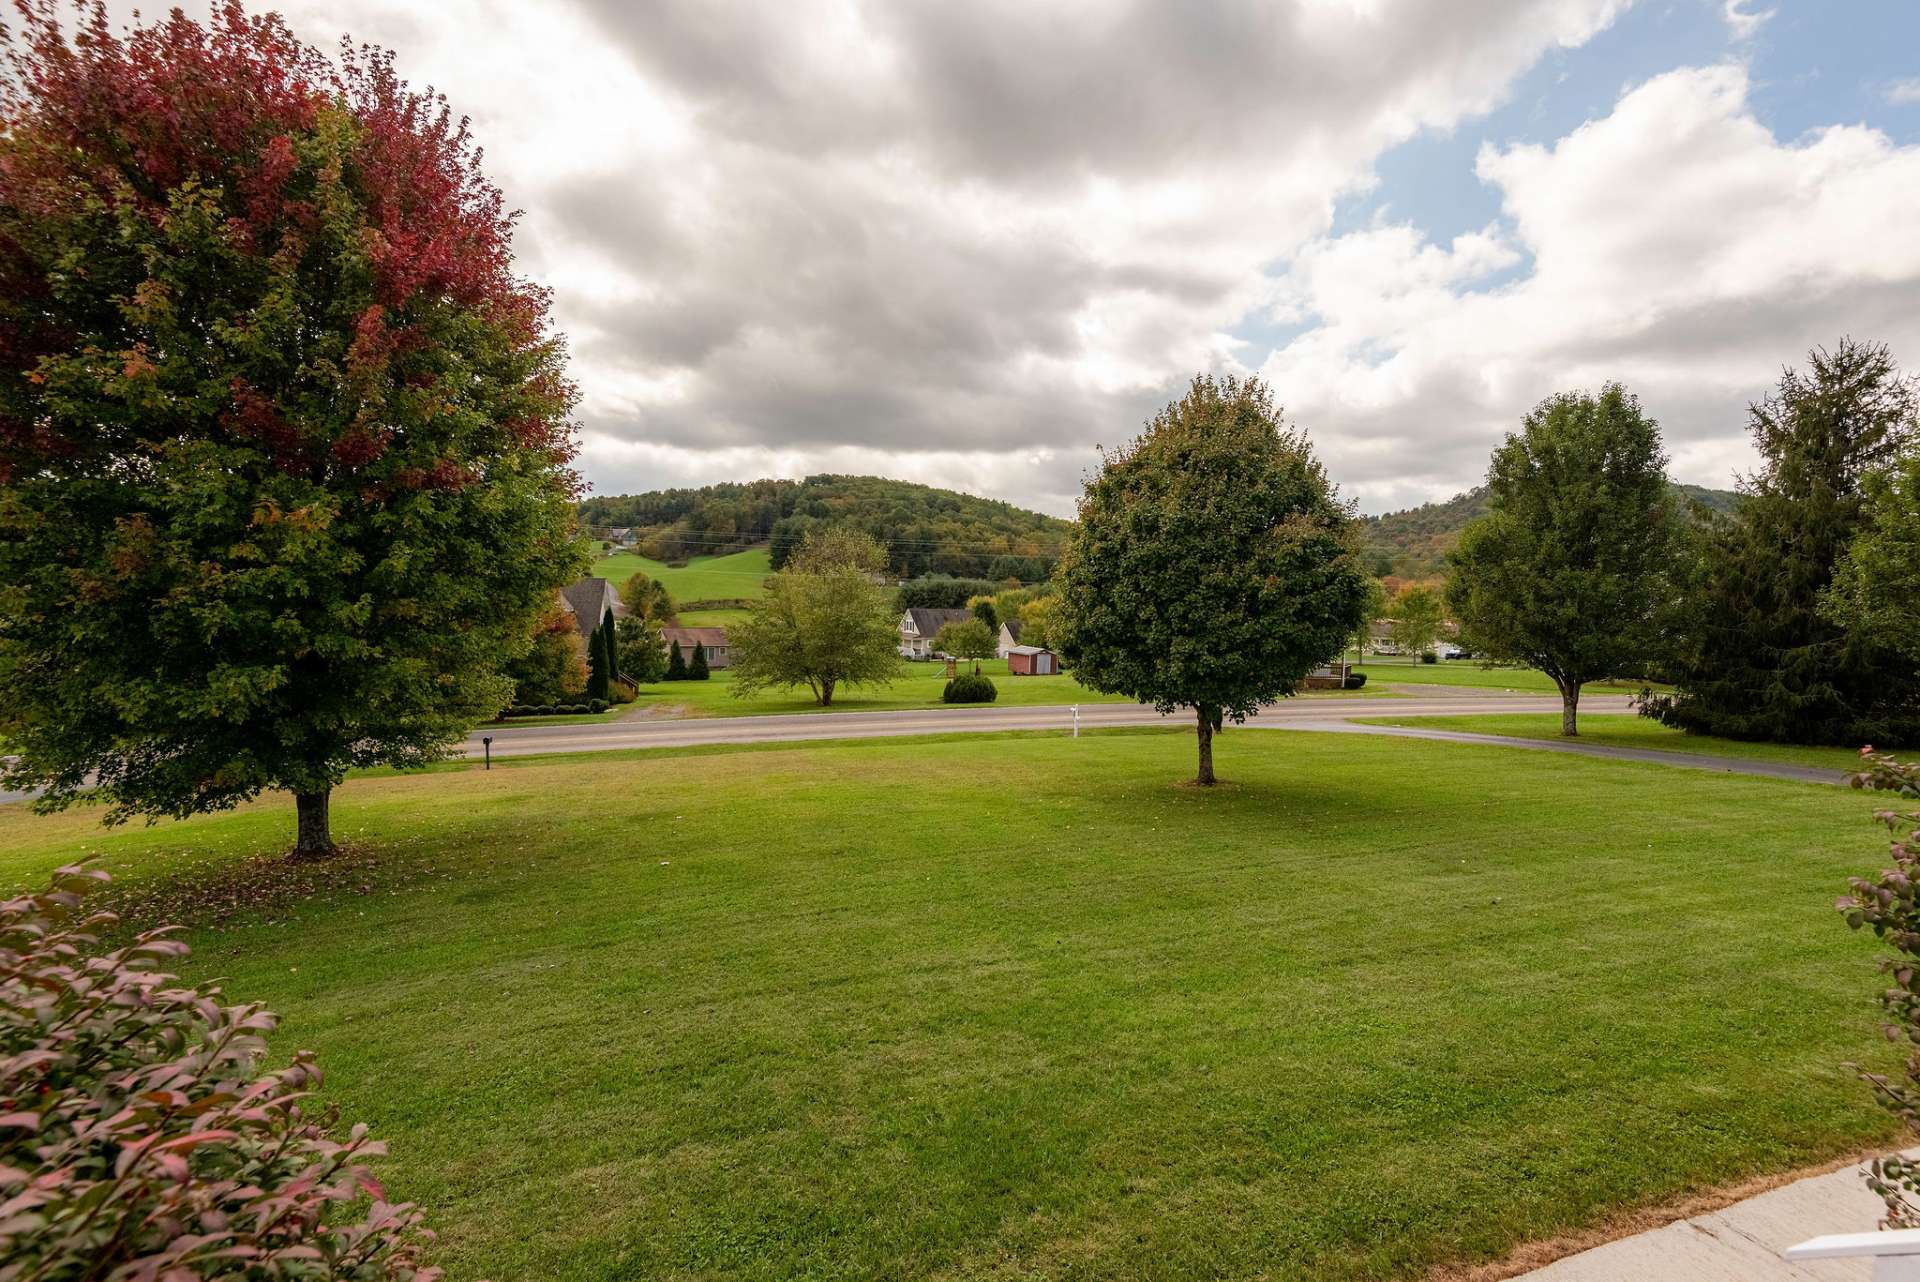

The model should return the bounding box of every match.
[586,622,612,703]
[689,643,711,681]
[665,640,688,681]
[1642,340,1920,745]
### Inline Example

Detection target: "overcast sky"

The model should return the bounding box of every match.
[159,1,1920,515]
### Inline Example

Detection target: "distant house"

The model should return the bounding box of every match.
[606,527,636,548]
[995,619,1023,658]
[1364,618,1396,654]
[661,626,731,669]
[1299,661,1350,691]
[899,608,973,660]
[559,577,625,646]
[1005,645,1059,676]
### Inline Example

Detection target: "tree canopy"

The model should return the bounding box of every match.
[0,4,585,853]
[1386,587,1447,662]
[934,618,996,661]
[1055,374,1369,784]
[729,529,901,706]
[1446,384,1683,735]
[1824,444,1920,667]
[1641,340,1920,745]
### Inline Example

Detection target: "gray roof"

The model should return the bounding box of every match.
[1006,644,1052,657]
[660,626,730,648]
[560,578,622,639]
[903,607,974,637]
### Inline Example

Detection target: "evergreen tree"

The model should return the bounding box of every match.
[1446,385,1683,735]
[615,614,668,683]
[665,640,688,681]
[1642,340,1920,745]
[586,620,612,703]
[689,642,711,680]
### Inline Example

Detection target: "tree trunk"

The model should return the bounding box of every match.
[819,677,835,707]
[1194,705,1216,786]
[1559,680,1580,737]
[293,789,335,858]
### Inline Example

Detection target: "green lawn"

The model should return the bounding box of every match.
[0,729,1896,1280]
[591,546,772,605]
[628,659,1386,718]
[1353,654,1652,695]
[673,606,752,629]
[1353,711,1874,772]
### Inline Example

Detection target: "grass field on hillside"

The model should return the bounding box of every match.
[629,658,1387,718]
[1354,712,1875,772]
[0,730,1896,1280]
[590,545,773,604]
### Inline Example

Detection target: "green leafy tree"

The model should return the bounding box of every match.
[1642,340,1920,745]
[0,6,585,855]
[1446,385,1683,735]
[1055,374,1369,785]
[730,529,900,706]
[1386,587,1446,663]
[616,614,667,683]
[505,610,589,707]
[688,641,711,680]
[620,571,675,624]
[665,640,688,681]
[1824,446,1920,666]
[970,597,999,632]
[1019,595,1060,650]
[935,618,997,661]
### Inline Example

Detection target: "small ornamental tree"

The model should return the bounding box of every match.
[665,640,688,681]
[688,641,711,680]
[620,571,675,624]
[934,618,997,661]
[0,866,440,1278]
[1446,384,1683,736]
[1838,751,1920,1225]
[0,5,586,856]
[1386,586,1447,663]
[1056,374,1369,785]
[730,529,900,706]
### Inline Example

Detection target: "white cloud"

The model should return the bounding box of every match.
[1888,79,1920,106]
[1721,1,1774,40]
[1256,65,1920,510]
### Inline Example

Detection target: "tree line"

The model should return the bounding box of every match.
[579,473,1069,582]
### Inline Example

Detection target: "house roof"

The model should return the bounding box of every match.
[661,626,730,647]
[903,607,973,636]
[1000,619,1023,642]
[1006,645,1053,657]
[559,578,623,639]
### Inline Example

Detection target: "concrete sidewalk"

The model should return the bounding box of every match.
[1515,1156,1899,1279]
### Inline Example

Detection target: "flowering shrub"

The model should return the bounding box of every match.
[0,866,440,1278]
[1839,750,1920,1226]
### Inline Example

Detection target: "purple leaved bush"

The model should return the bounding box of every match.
[0,866,441,1279]
[1840,750,1920,1227]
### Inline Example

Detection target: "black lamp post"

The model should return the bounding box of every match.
[482,735,492,770]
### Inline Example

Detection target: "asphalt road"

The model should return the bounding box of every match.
[461,692,1625,758]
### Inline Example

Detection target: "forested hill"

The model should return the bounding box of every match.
[1365,481,1740,577]
[579,474,1072,582]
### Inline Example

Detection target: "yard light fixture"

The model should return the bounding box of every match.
[1072,705,1079,739]
[482,735,492,770]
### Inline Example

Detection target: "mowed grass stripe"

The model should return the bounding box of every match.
[0,730,1894,1280]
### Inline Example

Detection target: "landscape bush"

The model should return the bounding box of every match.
[1344,673,1368,689]
[1421,652,1439,664]
[943,674,998,704]
[0,867,440,1279]
[1838,751,1920,1225]
[689,645,711,680]
[589,698,609,712]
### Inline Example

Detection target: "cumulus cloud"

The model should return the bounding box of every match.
[1258,64,1920,510]
[1888,79,1920,106]
[242,0,1626,512]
